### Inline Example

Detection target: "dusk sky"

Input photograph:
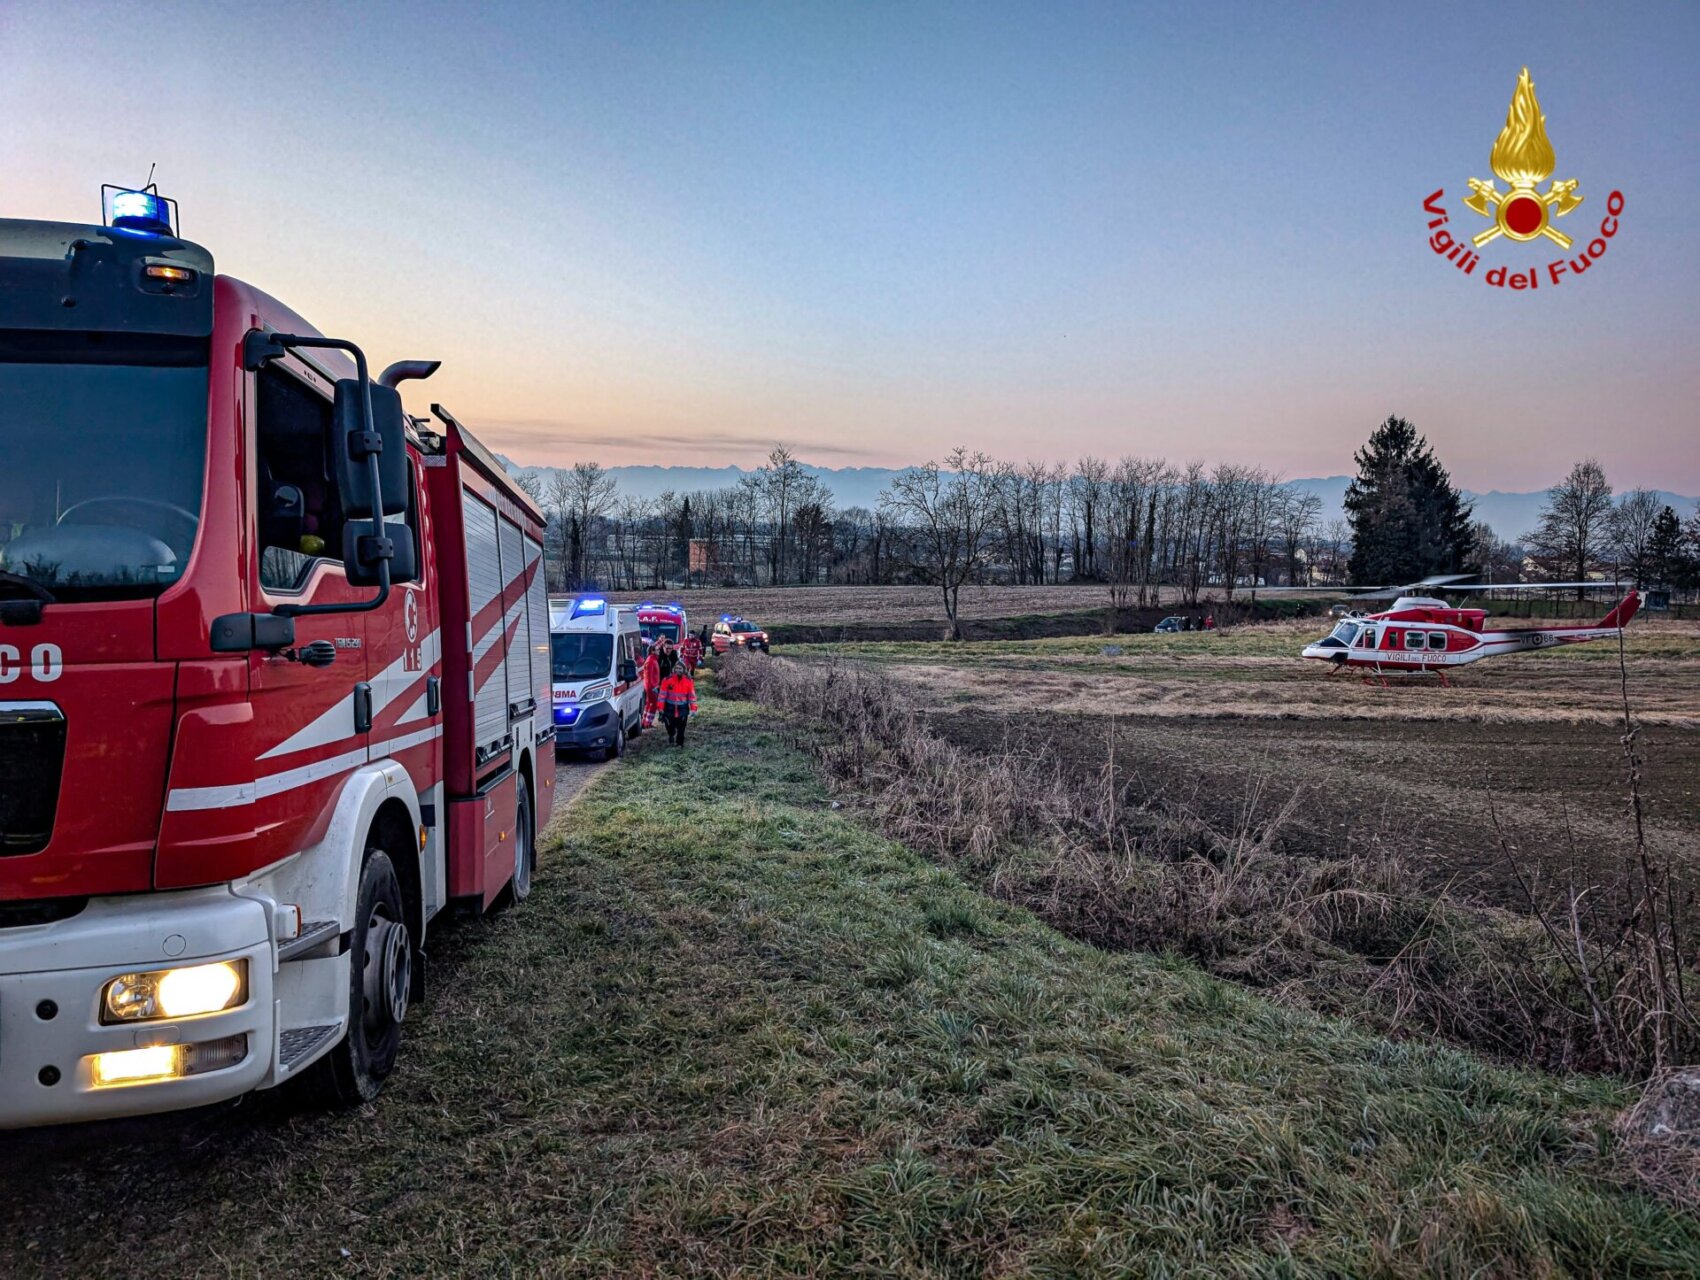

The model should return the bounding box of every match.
[4,1,1697,493]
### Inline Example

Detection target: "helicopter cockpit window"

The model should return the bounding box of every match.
[1354,629,1377,649]
[1330,622,1358,645]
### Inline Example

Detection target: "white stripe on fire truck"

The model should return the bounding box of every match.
[259,629,441,760]
[166,724,445,813]
[471,598,526,699]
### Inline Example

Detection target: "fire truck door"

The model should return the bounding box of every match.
[244,361,373,862]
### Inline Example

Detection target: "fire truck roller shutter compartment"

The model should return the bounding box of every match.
[464,492,507,760]
[498,515,531,723]
[525,535,550,718]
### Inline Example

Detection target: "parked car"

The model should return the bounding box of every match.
[1153,616,1185,634]
[1329,604,1358,619]
[712,615,771,653]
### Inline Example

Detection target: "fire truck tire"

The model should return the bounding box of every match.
[309,850,409,1108]
[604,723,626,761]
[511,774,534,904]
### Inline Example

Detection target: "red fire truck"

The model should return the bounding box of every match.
[0,190,553,1126]
[634,602,688,651]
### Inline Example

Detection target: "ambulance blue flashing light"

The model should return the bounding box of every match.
[571,597,607,618]
[107,188,175,236]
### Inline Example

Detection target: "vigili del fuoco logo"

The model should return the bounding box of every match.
[1423,67,1623,290]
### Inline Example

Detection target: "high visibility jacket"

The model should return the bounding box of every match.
[641,654,661,692]
[659,671,697,714]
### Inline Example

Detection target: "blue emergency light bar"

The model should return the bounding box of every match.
[571,597,607,618]
[103,185,177,236]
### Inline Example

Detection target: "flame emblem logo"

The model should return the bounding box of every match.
[1463,68,1583,248]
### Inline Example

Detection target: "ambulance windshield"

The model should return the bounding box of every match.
[551,632,614,681]
[0,334,209,602]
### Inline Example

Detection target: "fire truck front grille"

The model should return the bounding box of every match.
[0,705,67,856]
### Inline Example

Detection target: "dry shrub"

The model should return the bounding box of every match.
[718,652,1696,1076]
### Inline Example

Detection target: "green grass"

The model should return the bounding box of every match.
[3,690,1697,1276]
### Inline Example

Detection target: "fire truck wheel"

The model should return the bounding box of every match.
[310,850,409,1108]
[604,723,626,762]
[511,774,534,903]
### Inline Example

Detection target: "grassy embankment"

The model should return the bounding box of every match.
[3,690,1698,1275]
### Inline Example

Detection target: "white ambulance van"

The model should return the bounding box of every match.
[547,597,645,759]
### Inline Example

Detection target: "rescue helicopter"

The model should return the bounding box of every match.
[1296,576,1641,684]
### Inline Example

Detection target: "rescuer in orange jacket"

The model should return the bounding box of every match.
[659,665,699,747]
[641,647,662,729]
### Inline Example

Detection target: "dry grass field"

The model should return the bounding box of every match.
[772,616,1700,957]
[605,582,1124,625]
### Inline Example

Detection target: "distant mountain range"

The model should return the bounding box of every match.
[507,461,1699,543]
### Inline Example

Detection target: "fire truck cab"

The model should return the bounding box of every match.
[0,194,553,1127]
[635,602,687,651]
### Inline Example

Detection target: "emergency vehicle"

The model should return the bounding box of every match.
[635,602,688,650]
[710,615,770,654]
[0,190,552,1126]
[547,598,643,758]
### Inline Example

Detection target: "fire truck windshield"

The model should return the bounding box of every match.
[551,632,614,681]
[0,336,209,601]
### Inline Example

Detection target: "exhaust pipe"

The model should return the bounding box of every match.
[379,359,442,388]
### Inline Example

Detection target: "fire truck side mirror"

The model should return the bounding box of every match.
[342,520,417,587]
[332,379,409,520]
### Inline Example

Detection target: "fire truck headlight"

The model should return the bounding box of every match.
[101,960,248,1023]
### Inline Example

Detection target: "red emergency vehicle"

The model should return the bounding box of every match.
[635,602,688,651]
[0,191,553,1126]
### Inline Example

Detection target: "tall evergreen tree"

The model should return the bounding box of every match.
[1647,505,1692,592]
[1344,415,1473,585]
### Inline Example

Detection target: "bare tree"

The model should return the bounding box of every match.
[1525,459,1614,598]
[513,470,545,504]
[559,462,619,590]
[758,445,804,584]
[1611,488,1663,589]
[1469,520,1523,585]
[879,448,1003,640]
[1276,489,1322,586]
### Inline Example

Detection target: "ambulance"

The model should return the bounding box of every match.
[547,598,643,759]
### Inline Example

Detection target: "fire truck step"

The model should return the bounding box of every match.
[278,919,342,963]
[279,1024,341,1072]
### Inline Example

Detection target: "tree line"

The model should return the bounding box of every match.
[516,445,1349,630]
[514,419,1700,628]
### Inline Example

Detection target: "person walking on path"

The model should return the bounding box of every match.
[640,645,663,730]
[657,639,678,680]
[681,628,705,675]
[660,663,698,747]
